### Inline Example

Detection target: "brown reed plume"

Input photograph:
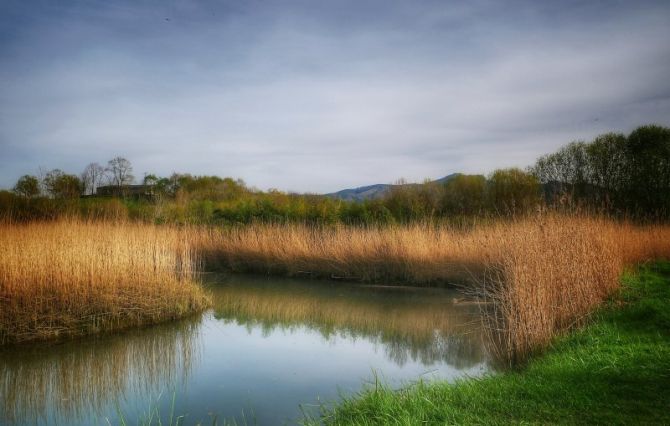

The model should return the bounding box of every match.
[0,220,210,344]
[194,223,495,285]
[191,215,670,362]
[3,215,668,361]
[481,215,670,363]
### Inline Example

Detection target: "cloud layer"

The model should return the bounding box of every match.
[1,0,669,192]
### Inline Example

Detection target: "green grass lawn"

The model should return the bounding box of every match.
[307,261,670,425]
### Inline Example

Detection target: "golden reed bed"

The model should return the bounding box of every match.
[194,215,670,361]
[2,216,669,361]
[0,220,210,344]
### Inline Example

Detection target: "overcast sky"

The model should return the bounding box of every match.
[1,0,669,193]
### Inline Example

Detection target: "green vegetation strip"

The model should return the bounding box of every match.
[308,262,670,425]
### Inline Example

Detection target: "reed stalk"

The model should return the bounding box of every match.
[0,220,210,344]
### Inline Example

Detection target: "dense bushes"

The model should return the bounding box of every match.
[0,172,539,225]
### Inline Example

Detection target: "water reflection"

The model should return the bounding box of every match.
[0,275,490,425]
[0,317,201,425]
[207,274,488,369]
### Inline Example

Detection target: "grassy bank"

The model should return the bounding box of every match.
[0,220,210,344]
[306,262,670,425]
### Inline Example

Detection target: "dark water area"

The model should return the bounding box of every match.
[0,274,492,425]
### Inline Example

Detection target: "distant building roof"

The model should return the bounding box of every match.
[96,184,155,197]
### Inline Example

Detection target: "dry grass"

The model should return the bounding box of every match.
[0,220,210,344]
[480,215,670,362]
[3,215,669,361]
[193,215,670,362]
[195,223,496,284]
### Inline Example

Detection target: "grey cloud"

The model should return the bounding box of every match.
[1,0,669,192]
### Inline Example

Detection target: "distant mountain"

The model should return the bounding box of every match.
[326,173,461,201]
[325,183,392,201]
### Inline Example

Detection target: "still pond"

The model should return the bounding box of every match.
[0,274,491,425]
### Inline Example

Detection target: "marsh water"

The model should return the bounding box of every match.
[0,274,491,425]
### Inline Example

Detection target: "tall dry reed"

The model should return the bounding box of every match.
[484,215,670,363]
[0,220,210,344]
[4,215,668,361]
[194,223,496,284]
[191,215,670,362]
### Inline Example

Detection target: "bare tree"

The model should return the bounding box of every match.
[81,162,106,195]
[106,157,134,188]
[36,165,49,195]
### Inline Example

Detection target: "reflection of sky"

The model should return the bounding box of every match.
[170,315,489,425]
[1,285,489,426]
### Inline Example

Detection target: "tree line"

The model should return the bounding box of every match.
[13,157,136,199]
[383,124,670,221]
[2,124,668,224]
[531,125,670,218]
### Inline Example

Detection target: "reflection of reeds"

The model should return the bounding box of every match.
[0,220,210,344]
[209,278,488,367]
[194,215,670,362]
[0,316,202,425]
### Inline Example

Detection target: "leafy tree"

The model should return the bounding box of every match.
[167,174,249,201]
[586,133,627,188]
[42,169,64,196]
[43,169,82,198]
[488,168,540,215]
[385,179,427,222]
[416,180,444,217]
[584,133,627,208]
[143,173,159,186]
[13,175,40,198]
[532,141,590,198]
[624,125,670,215]
[532,125,670,218]
[442,174,487,215]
